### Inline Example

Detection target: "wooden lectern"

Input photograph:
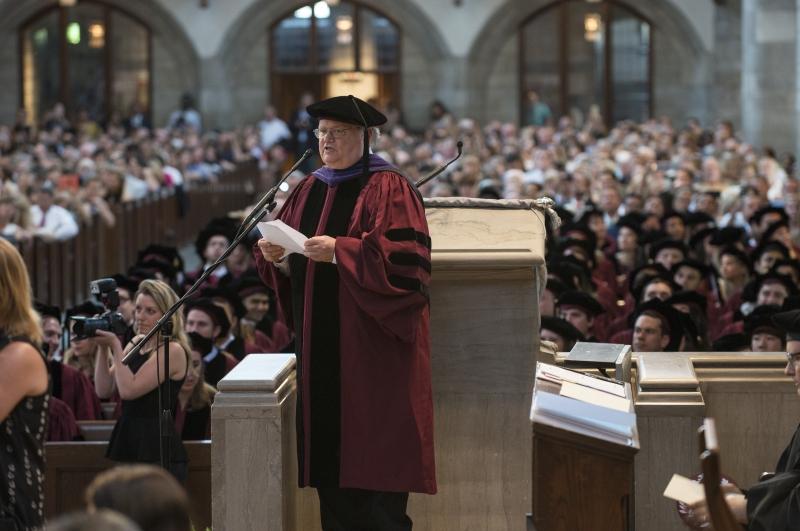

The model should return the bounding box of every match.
[530,363,639,531]
[409,198,547,531]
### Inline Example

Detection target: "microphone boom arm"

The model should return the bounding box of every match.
[414,141,463,189]
[121,149,313,365]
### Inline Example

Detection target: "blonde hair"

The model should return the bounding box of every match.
[0,238,42,343]
[63,343,98,377]
[134,279,191,359]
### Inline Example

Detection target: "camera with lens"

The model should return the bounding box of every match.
[71,278,129,339]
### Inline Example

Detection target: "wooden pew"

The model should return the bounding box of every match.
[552,350,796,531]
[45,441,211,529]
[698,418,741,531]
[76,420,116,441]
[20,160,257,308]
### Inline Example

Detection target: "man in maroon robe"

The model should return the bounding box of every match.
[36,302,103,420]
[254,95,435,530]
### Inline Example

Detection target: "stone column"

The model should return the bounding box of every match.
[211,354,297,530]
[741,0,796,152]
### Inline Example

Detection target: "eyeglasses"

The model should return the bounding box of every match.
[313,127,356,140]
[786,351,800,364]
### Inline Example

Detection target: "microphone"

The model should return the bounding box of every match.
[122,148,313,366]
[234,148,313,240]
[415,141,463,189]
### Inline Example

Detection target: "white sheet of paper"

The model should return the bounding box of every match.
[559,381,631,412]
[257,220,308,258]
[663,474,705,505]
[538,363,626,397]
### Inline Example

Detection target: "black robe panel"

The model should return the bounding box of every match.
[747,423,800,530]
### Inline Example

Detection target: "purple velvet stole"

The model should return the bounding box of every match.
[312,154,397,186]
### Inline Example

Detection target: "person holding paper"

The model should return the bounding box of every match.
[687,309,800,530]
[254,95,435,530]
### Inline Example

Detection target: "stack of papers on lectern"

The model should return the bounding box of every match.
[533,362,637,447]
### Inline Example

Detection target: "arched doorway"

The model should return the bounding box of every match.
[520,0,652,126]
[19,1,151,125]
[269,1,401,120]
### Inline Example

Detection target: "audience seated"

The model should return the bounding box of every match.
[85,465,192,531]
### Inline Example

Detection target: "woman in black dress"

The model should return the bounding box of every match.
[93,279,189,480]
[0,238,49,530]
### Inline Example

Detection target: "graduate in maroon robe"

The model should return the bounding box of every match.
[254,95,435,530]
[50,360,103,420]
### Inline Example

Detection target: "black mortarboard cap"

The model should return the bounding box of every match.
[719,246,751,270]
[552,206,575,225]
[666,290,708,315]
[111,274,140,296]
[306,95,387,127]
[559,222,598,251]
[749,205,788,226]
[616,213,645,237]
[628,263,669,298]
[772,259,800,281]
[545,278,569,298]
[745,304,784,339]
[671,259,709,277]
[137,245,184,275]
[712,333,749,351]
[685,211,715,227]
[199,285,247,319]
[689,226,716,249]
[754,271,799,297]
[649,239,688,261]
[710,226,746,247]
[136,258,178,281]
[661,211,685,224]
[557,237,596,268]
[195,217,237,259]
[577,207,603,226]
[547,255,593,290]
[35,302,62,322]
[640,229,668,247]
[232,274,270,299]
[774,309,800,340]
[183,297,230,339]
[540,316,585,343]
[761,220,790,244]
[752,240,790,264]
[557,290,604,316]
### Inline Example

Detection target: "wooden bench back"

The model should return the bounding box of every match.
[697,418,741,531]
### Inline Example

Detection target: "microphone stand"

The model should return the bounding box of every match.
[121,148,313,366]
[415,141,463,188]
[157,320,173,471]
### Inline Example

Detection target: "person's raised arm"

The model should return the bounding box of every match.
[93,342,117,399]
[97,330,187,401]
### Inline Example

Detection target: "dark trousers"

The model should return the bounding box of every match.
[317,487,412,531]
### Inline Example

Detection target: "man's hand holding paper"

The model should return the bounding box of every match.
[257,220,309,260]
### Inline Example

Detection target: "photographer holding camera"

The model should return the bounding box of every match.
[92,279,190,480]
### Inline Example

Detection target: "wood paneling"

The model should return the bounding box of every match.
[45,441,210,529]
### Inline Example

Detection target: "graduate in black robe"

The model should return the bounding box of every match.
[689,309,800,530]
[744,309,800,530]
